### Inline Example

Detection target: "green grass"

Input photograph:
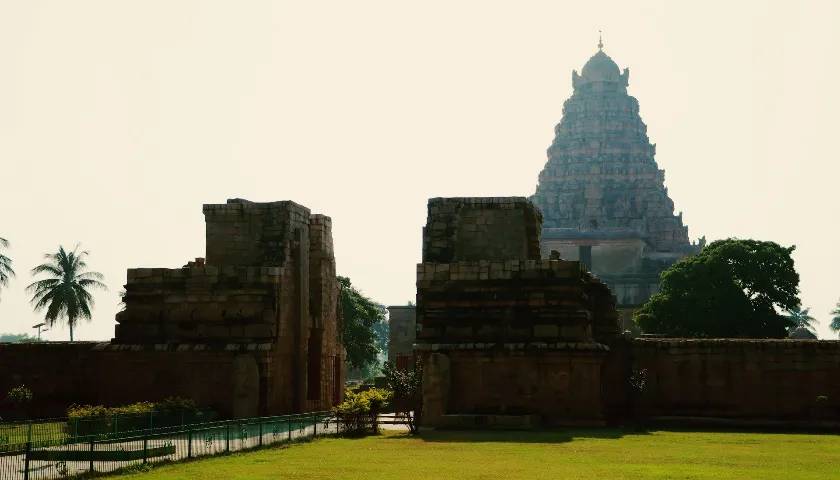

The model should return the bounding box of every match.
[0,421,68,450]
[121,428,840,480]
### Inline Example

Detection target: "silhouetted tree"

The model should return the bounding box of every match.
[785,306,817,335]
[27,245,107,341]
[635,239,800,338]
[831,300,840,339]
[0,237,14,302]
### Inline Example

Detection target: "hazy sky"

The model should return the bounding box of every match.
[1,1,838,340]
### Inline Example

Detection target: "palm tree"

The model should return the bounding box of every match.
[26,245,107,341]
[785,306,817,335]
[0,237,14,301]
[831,300,840,339]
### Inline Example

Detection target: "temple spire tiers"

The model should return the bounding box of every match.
[531,46,703,329]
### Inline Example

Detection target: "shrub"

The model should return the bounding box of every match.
[7,385,33,404]
[66,397,211,438]
[332,387,392,435]
[382,360,423,434]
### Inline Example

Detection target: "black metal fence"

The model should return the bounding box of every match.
[0,412,337,480]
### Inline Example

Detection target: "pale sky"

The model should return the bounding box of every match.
[1,0,838,341]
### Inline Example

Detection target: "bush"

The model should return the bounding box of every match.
[332,387,392,435]
[7,385,33,404]
[66,397,213,438]
[382,361,422,434]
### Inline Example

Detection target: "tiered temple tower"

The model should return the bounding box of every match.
[531,40,703,328]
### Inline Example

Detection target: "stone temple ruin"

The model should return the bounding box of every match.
[417,196,840,427]
[0,199,344,418]
[417,197,622,427]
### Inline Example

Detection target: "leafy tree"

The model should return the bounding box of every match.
[831,300,840,339]
[635,239,800,338]
[382,360,422,433]
[0,237,14,302]
[338,276,387,370]
[26,245,107,341]
[785,306,817,335]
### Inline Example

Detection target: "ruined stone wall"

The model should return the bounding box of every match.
[0,199,343,419]
[423,197,542,263]
[417,197,621,427]
[114,266,283,343]
[204,199,311,267]
[626,339,840,421]
[0,342,265,419]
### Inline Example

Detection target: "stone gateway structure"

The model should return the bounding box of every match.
[416,196,840,428]
[530,43,703,328]
[0,199,344,419]
[416,197,622,427]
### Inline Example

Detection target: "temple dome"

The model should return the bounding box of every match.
[581,50,621,82]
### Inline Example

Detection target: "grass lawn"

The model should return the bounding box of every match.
[122,428,840,480]
[0,421,67,450]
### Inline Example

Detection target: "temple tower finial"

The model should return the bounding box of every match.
[598,30,604,51]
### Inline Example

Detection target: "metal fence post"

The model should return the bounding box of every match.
[225,423,230,452]
[23,441,31,480]
[313,413,317,436]
[187,426,193,458]
[143,432,149,464]
[89,438,95,473]
[287,417,292,442]
[258,420,263,447]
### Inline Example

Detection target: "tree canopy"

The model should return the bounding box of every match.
[634,239,800,338]
[27,245,107,341]
[831,300,840,339]
[338,276,387,370]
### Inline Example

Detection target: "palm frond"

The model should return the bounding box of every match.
[27,244,106,340]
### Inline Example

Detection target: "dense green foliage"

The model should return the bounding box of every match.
[831,300,840,338]
[331,387,391,435]
[635,239,800,338]
[338,276,387,369]
[120,429,840,480]
[382,361,422,433]
[67,397,199,419]
[26,245,107,341]
[0,237,14,302]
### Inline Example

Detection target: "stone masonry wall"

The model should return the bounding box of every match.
[423,197,542,263]
[0,199,344,419]
[0,342,265,419]
[628,339,840,421]
[417,196,620,427]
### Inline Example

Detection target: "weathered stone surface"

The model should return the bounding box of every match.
[0,199,344,419]
[416,196,620,427]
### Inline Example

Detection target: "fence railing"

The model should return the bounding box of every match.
[0,409,217,455]
[1,411,337,480]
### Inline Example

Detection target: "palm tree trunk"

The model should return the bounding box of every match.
[70,323,74,342]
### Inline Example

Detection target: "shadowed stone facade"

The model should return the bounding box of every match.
[414,196,840,428]
[531,45,703,328]
[0,199,344,419]
[416,197,622,427]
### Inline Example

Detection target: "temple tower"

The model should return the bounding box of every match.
[531,41,703,328]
